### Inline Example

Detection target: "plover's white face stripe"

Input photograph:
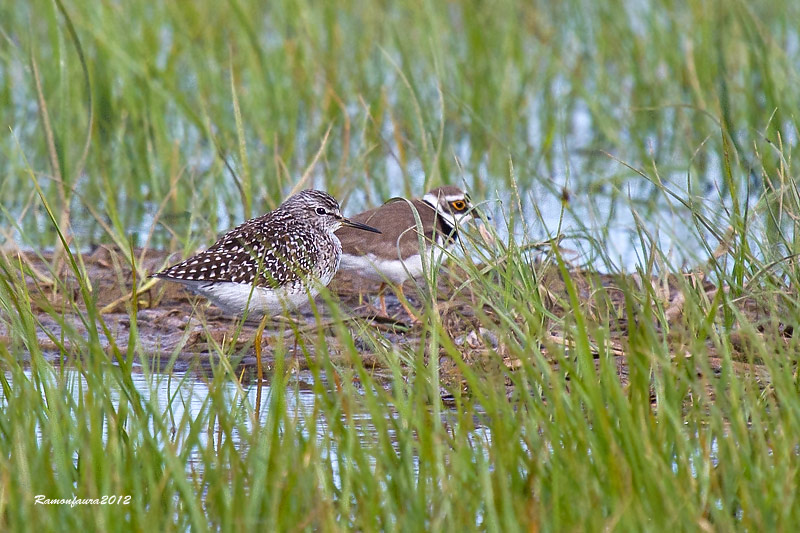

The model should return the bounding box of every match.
[442,194,468,202]
[421,193,474,226]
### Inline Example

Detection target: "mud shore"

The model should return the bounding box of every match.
[2,246,786,400]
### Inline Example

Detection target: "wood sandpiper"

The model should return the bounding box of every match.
[154,189,380,382]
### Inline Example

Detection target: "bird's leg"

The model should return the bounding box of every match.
[396,284,422,324]
[254,314,270,420]
[254,314,271,382]
[378,282,388,316]
[357,283,388,318]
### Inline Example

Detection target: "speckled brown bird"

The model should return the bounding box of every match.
[154,189,380,317]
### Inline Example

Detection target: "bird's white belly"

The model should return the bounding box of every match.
[194,281,319,317]
[339,248,447,284]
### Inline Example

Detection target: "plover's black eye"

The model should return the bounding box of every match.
[451,200,467,211]
[315,207,326,215]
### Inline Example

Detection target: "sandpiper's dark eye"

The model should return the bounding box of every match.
[315,207,326,215]
[451,200,467,211]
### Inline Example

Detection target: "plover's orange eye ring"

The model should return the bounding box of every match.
[451,200,467,211]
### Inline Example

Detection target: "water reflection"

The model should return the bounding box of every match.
[4,368,489,485]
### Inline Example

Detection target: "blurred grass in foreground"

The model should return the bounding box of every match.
[1,0,800,530]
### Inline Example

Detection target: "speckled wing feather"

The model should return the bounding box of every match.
[155,212,317,288]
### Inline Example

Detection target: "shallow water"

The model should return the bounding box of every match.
[2,368,347,478]
[3,367,489,482]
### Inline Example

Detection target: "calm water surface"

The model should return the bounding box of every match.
[5,368,491,480]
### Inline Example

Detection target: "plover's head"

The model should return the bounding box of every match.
[421,186,481,228]
[280,189,381,235]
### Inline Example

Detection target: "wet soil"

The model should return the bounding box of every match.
[1,246,793,400]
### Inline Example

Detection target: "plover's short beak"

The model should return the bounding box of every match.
[470,205,491,221]
[342,218,381,234]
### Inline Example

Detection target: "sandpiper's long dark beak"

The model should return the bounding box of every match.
[341,218,381,234]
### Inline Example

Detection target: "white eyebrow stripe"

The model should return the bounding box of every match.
[423,193,468,205]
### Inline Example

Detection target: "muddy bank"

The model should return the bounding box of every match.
[1,246,790,396]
